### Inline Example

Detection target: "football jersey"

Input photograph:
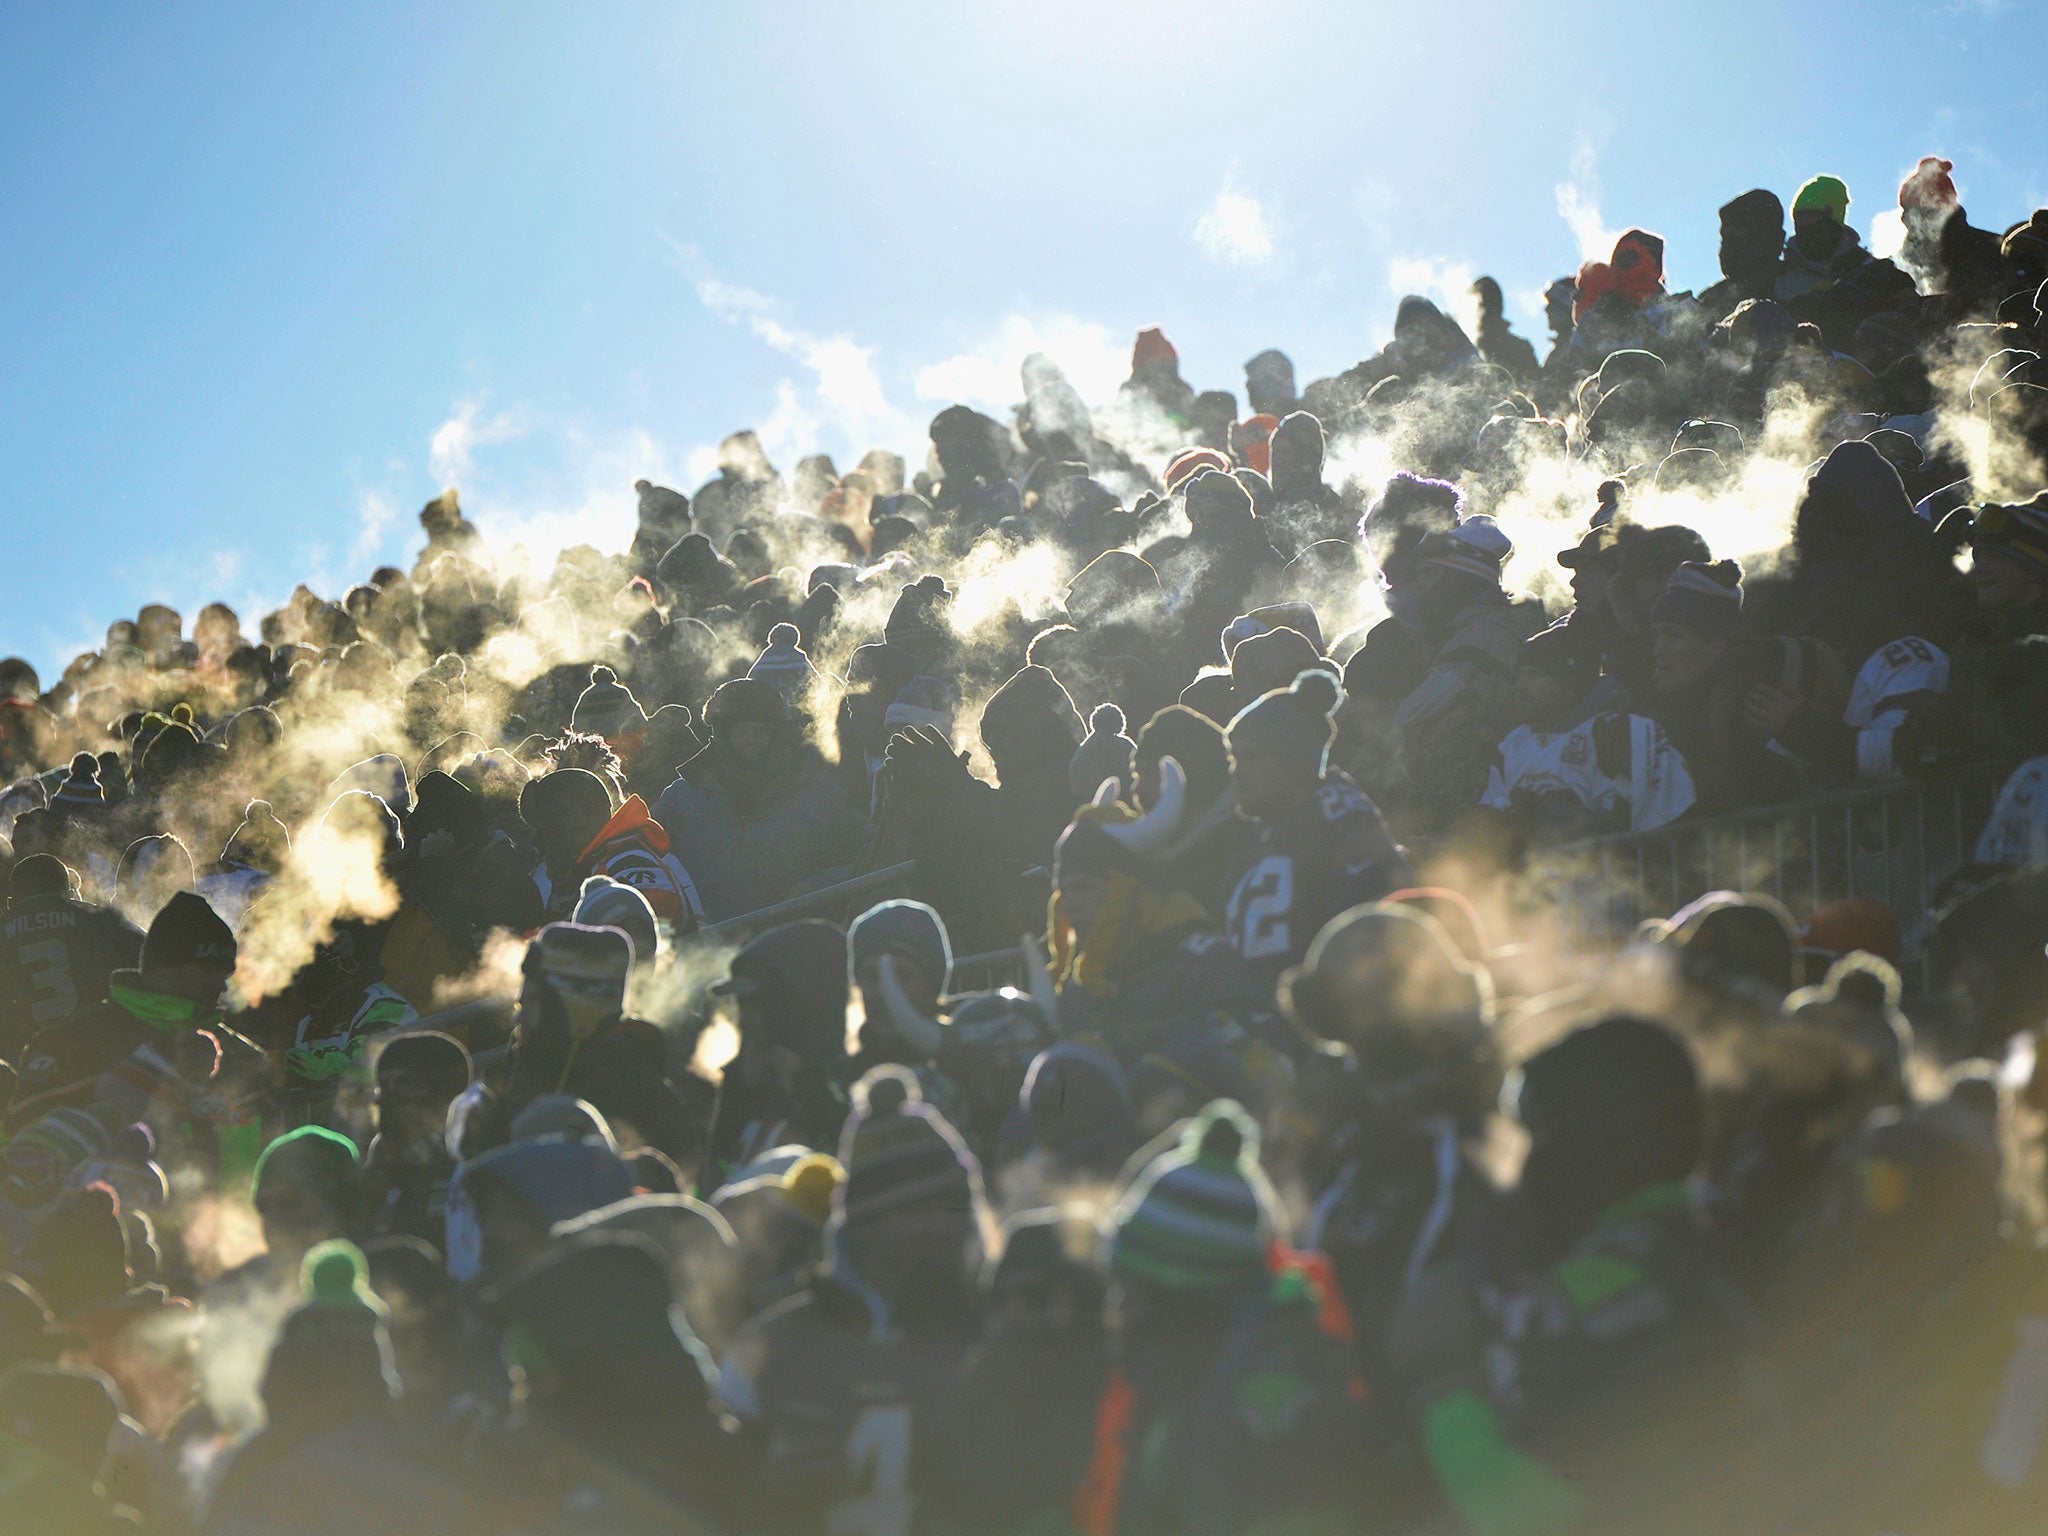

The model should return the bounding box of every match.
[1224,771,1409,973]
[1844,636,1950,780]
[1481,714,1696,832]
[0,894,142,1058]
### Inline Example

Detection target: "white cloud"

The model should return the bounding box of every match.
[351,489,397,566]
[914,313,1131,412]
[428,400,532,484]
[1554,133,1618,264]
[1195,168,1275,267]
[694,278,918,459]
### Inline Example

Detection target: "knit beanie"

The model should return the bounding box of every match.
[1898,157,1958,215]
[833,1067,983,1229]
[572,877,659,971]
[263,1240,397,1411]
[980,665,1085,769]
[1230,629,1325,707]
[1135,704,1229,805]
[883,675,961,739]
[1131,326,1179,374]
[525,922,633,1034]
[1226,668,1343,775]
[848,900,953,991]
[748,624,819,703]
[1649,559,1745,636]
[1792,175,1851,224]
[1065,551,1162,630]
[1164,448,1231,494]
[1069,704,1138,802]
[1415,514,1513,584]
[50,754,104,813]
[1221,602,1325,659]
[139,890,236,976]
[1973,494,2048,579]
[26,1185,131,1318]
[2,1109,115,1212]
[1106,1100,1281,1291]
[884,575,953,649]
[253,1125,362,1225]
[1719,188,1785,232]
[571,666,646,743]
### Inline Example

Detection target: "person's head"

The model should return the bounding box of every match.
[1267,411,1326,497]
[1791,174,1852,259]
[519,923,632,1052]
[1557,518,1621,614]
[1971,497,2048,611]
[1508,1014,1702,1267]
[848,900,952,1034]
[1135,704,1229,810]
[372,1032,472,1148]
[261,1241,397,1429]
[518,768,614,878]
[1610,523,1712,637]
[7,853,75,906]
[1650,560,1744,692]
[1471,275,1506,322]
[252,1125,363,1258]
[1280,904,1498,1131]
[703,676,795,768]
[572,876,660,975]
[1243,349,1297,417]
[715,920,850,1090]
[1104,1100,1282,1337]
[1408,516,1512,626]
[1716,188,1787,293]
[831,1067,991,1311]
[1226,669,1342,823]
[137,890,237,1007]
[979,665,1085,785]
[1360,472,1464,589]
[1514,624,1596,729]
[1543,277,1577,338]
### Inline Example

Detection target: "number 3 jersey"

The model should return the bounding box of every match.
[1224,770,1412,976]
[0,892,143,1059]
[717,1274,980,1536]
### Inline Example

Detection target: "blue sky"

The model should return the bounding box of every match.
[3,0,2042,674]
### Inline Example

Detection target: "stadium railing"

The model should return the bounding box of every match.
[1527,771,2004,973]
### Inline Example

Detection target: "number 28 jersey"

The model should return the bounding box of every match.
[1224,771,1411,976]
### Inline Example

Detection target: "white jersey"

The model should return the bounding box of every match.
[1844,636,1951,780]
[1978,757,2048,867]
[1482,714,1696,832]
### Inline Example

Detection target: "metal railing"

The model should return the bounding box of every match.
[1529,771,2003,961]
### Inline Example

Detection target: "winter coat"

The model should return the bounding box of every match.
[571,794,704,928]
[0,892,142,1058]
[655,750,863,923]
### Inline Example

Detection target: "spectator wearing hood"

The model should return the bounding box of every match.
[1472,276,1540,383]
[1776,175,1915,348]
[655,678,862,923]
[1699,189,1788,320]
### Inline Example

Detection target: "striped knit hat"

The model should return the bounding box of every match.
[834,1066,983,1228]
[1650,559,1745,635]
[748,623,819,702]
[50,754,105,812]
[1106,1100,1280,1291]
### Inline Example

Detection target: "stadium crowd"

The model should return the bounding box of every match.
[3,158,2048,1534]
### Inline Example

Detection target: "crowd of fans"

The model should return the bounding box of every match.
[3,157,2048,1534]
